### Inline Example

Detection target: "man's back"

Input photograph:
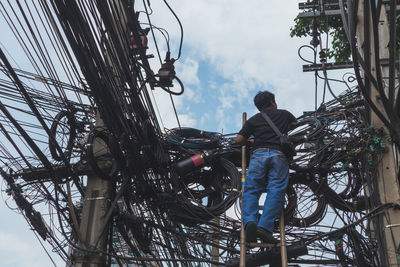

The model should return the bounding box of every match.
[239,109,296,149]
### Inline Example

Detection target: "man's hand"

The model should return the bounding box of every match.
[248,138,255,146]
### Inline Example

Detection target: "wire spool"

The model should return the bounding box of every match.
[288,176,327,227]
[170,157,241,226]
[49,110,77,161]
[326,166,363,201]
[86,129,125,180]
[321,182,367,212]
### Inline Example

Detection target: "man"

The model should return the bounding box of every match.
[236,90,296,243]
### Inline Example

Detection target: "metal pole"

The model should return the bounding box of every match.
[279,210,288,267]
[211,217,220,267]
[240,112,247,267]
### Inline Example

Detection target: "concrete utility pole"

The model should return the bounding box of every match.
[75,114,113,267]
[356,1,400,266]
[75,1,129,266]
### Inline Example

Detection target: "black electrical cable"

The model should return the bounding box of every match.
[0,1,385,265]
[162,0,183,61]
[48,110,77,161]
[0,46,84,194]
[86,128,124,180]
[170,157,240,225]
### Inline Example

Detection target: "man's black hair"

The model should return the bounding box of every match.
[254,91,275,111]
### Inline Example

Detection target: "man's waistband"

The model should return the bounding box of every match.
[251,145,281,154]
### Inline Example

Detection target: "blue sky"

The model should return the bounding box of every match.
[0,1,351,265]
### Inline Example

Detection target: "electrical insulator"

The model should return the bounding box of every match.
[319,50,326,64]
[158,60,176,87]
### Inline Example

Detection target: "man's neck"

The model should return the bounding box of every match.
[262,107,276,112]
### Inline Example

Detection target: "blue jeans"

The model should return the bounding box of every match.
[243,149,289,232]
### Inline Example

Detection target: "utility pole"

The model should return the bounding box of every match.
[75,1,129,266]
[356,1,400,266]
[74,114,113,267]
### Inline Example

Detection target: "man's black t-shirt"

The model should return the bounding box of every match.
[238,109,296,150]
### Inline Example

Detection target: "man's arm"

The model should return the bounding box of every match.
[236,134,254,146]
[237,119,254,146]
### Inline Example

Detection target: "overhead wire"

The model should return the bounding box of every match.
[0,0,391,266]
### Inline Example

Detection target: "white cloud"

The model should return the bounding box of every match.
[198,112,211,129]
[175,58,200,86]
[218,95,235,109]
[144,0,318,131]
[176,113,196,127]
[215,108,225,132]
[183,87,197,102]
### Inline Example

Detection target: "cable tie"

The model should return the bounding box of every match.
[385,224,400,229]
[85,197,106,201]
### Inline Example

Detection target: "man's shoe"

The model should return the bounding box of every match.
[245,222,257,243]
[256,227,279,244]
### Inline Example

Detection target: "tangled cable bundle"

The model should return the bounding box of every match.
[0,1,395,266]
[169,157,241,226]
